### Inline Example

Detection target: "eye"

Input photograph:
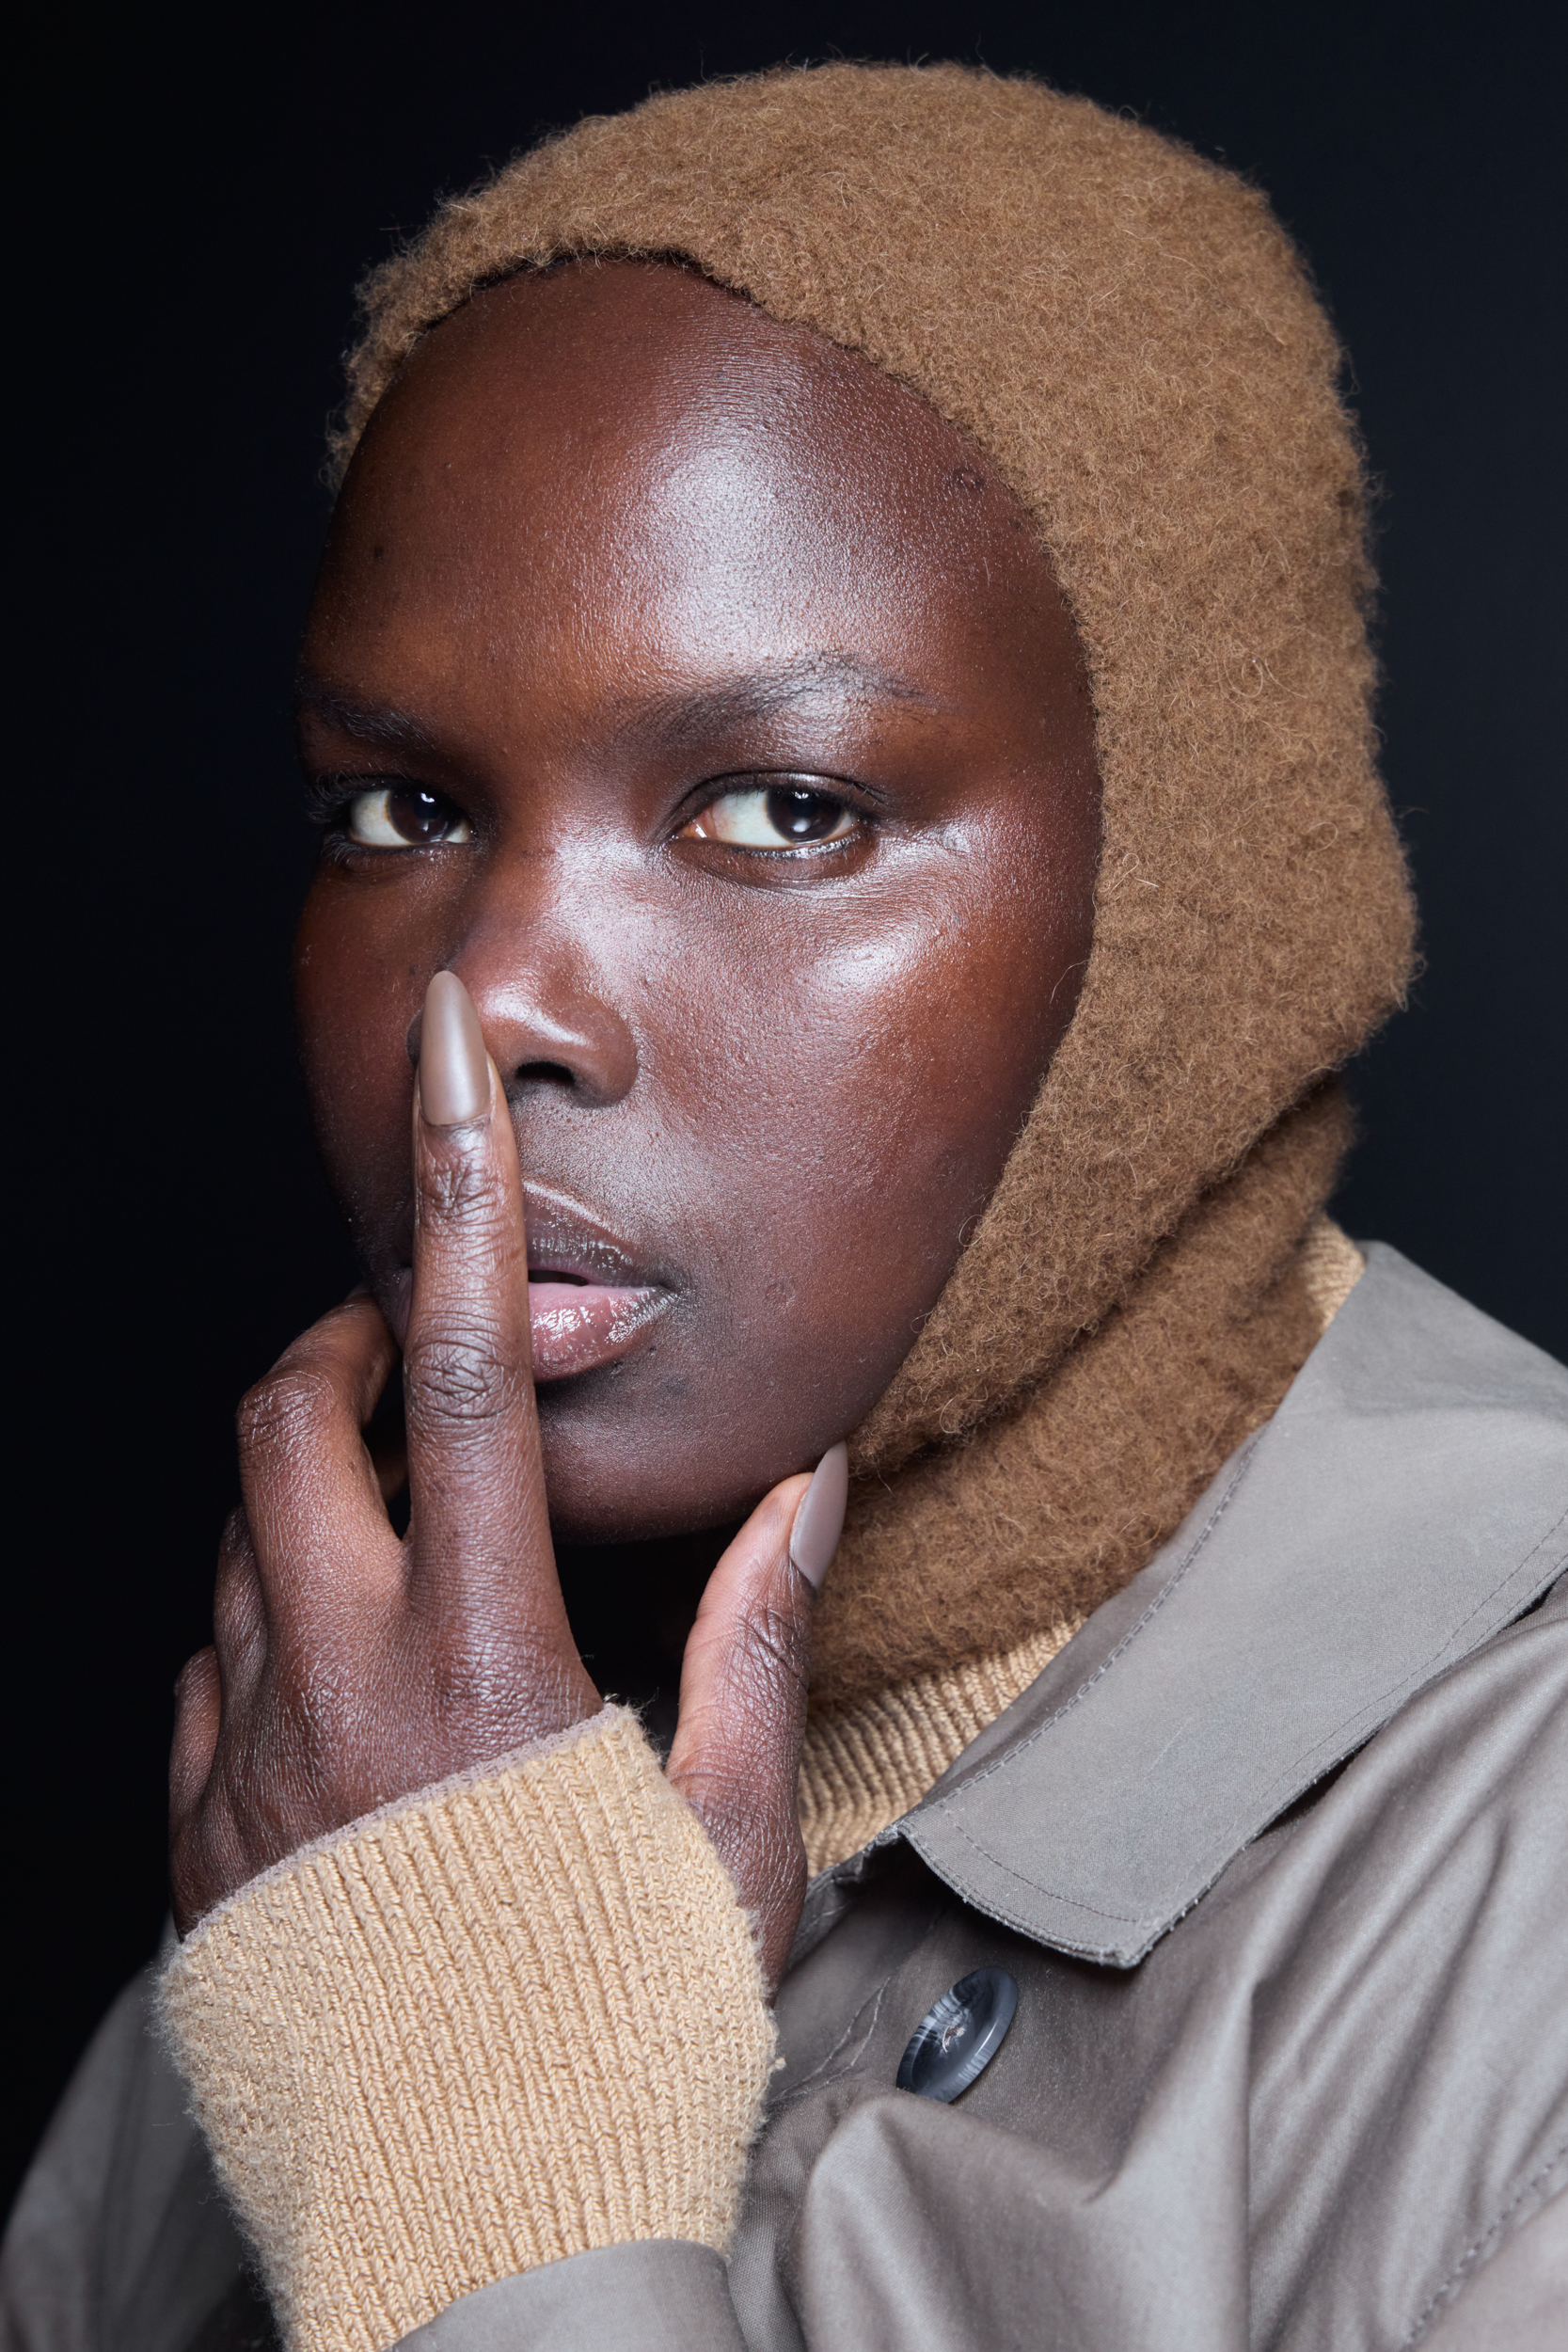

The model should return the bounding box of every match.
[344,785,472,848]
[679,783,860,850]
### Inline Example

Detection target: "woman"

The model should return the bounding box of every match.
[5,62,1563,2352]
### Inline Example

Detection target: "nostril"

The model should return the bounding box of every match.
[514,1059,577,1089]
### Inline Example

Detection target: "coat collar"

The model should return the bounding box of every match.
[811,1248,1567,1968]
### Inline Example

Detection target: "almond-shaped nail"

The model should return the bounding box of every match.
[418,971,490,1127]
[789,1441,848,1589]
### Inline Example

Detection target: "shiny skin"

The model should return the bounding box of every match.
[299,261,1100,1536]
[170,262,1100,1963]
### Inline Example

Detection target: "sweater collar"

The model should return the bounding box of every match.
[805,1247,1567,1968]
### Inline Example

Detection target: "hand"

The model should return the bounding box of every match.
[169,972,846,1990]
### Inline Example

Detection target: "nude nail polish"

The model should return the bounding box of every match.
[418,971,490,1126]
[790,1441,849,1589]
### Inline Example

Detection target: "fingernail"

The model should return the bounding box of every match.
[789,1441,849,1589]
[418,972,490,1127]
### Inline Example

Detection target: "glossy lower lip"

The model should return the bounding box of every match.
[526,1279,671,1381]
[383,1265,672,1381]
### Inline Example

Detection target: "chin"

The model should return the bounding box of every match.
[535,1390,781,1548]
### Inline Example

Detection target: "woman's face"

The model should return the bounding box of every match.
[295,262,1100,1543]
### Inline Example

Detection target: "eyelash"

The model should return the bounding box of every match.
[309,778,471,858]
[308,772,875,858]
[675,777,867,854]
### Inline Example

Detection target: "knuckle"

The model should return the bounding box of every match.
[730,1600,810,1705]
[420,1147,505,1225]
[236,1364,338,1459]
[404,1326,521,1431]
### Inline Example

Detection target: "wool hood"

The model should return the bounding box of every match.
[331,64,1416,1707]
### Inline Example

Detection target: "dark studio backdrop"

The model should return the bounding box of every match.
[8,0,1563,2209]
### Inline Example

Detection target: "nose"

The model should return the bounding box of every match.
[404,925,639,1111]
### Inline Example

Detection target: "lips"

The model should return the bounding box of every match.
[522,1188,674,1379]
[526,1273,669,1379]
[385,1182,676,1381]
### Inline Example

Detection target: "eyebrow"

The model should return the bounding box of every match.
[293,677,441,751]
[294,653,950,760]
[655,654,950,733]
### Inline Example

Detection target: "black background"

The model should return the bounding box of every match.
[9,0,1563,2213]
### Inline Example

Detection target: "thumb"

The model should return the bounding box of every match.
[667,1443,848,1992]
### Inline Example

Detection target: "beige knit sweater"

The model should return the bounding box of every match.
[162,1710,775,2352]
[161,1223,1363,2352]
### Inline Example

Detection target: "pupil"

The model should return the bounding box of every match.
[388,787,449,844]
[767,787,839,842]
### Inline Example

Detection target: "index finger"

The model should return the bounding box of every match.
[403,972,570,1660]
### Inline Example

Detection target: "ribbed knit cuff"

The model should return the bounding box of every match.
[159,1708,774,2352]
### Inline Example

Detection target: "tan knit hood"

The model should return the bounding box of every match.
[331,64,1415,1708]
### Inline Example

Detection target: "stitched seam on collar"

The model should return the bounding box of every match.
[916,1518,1565,1932]
[912,1432,1264,1820]
[1180,1513,1568,1890]
[918,1809,1156,1931]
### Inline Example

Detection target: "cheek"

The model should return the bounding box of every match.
[658,853,1069,1357]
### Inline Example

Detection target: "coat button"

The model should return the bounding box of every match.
[896,1967,1019,2103]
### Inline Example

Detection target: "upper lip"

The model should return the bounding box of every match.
[520,1181,670,1292]
[386,1178,676,1295]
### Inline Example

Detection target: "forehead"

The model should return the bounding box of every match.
[312,262,1064,689]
